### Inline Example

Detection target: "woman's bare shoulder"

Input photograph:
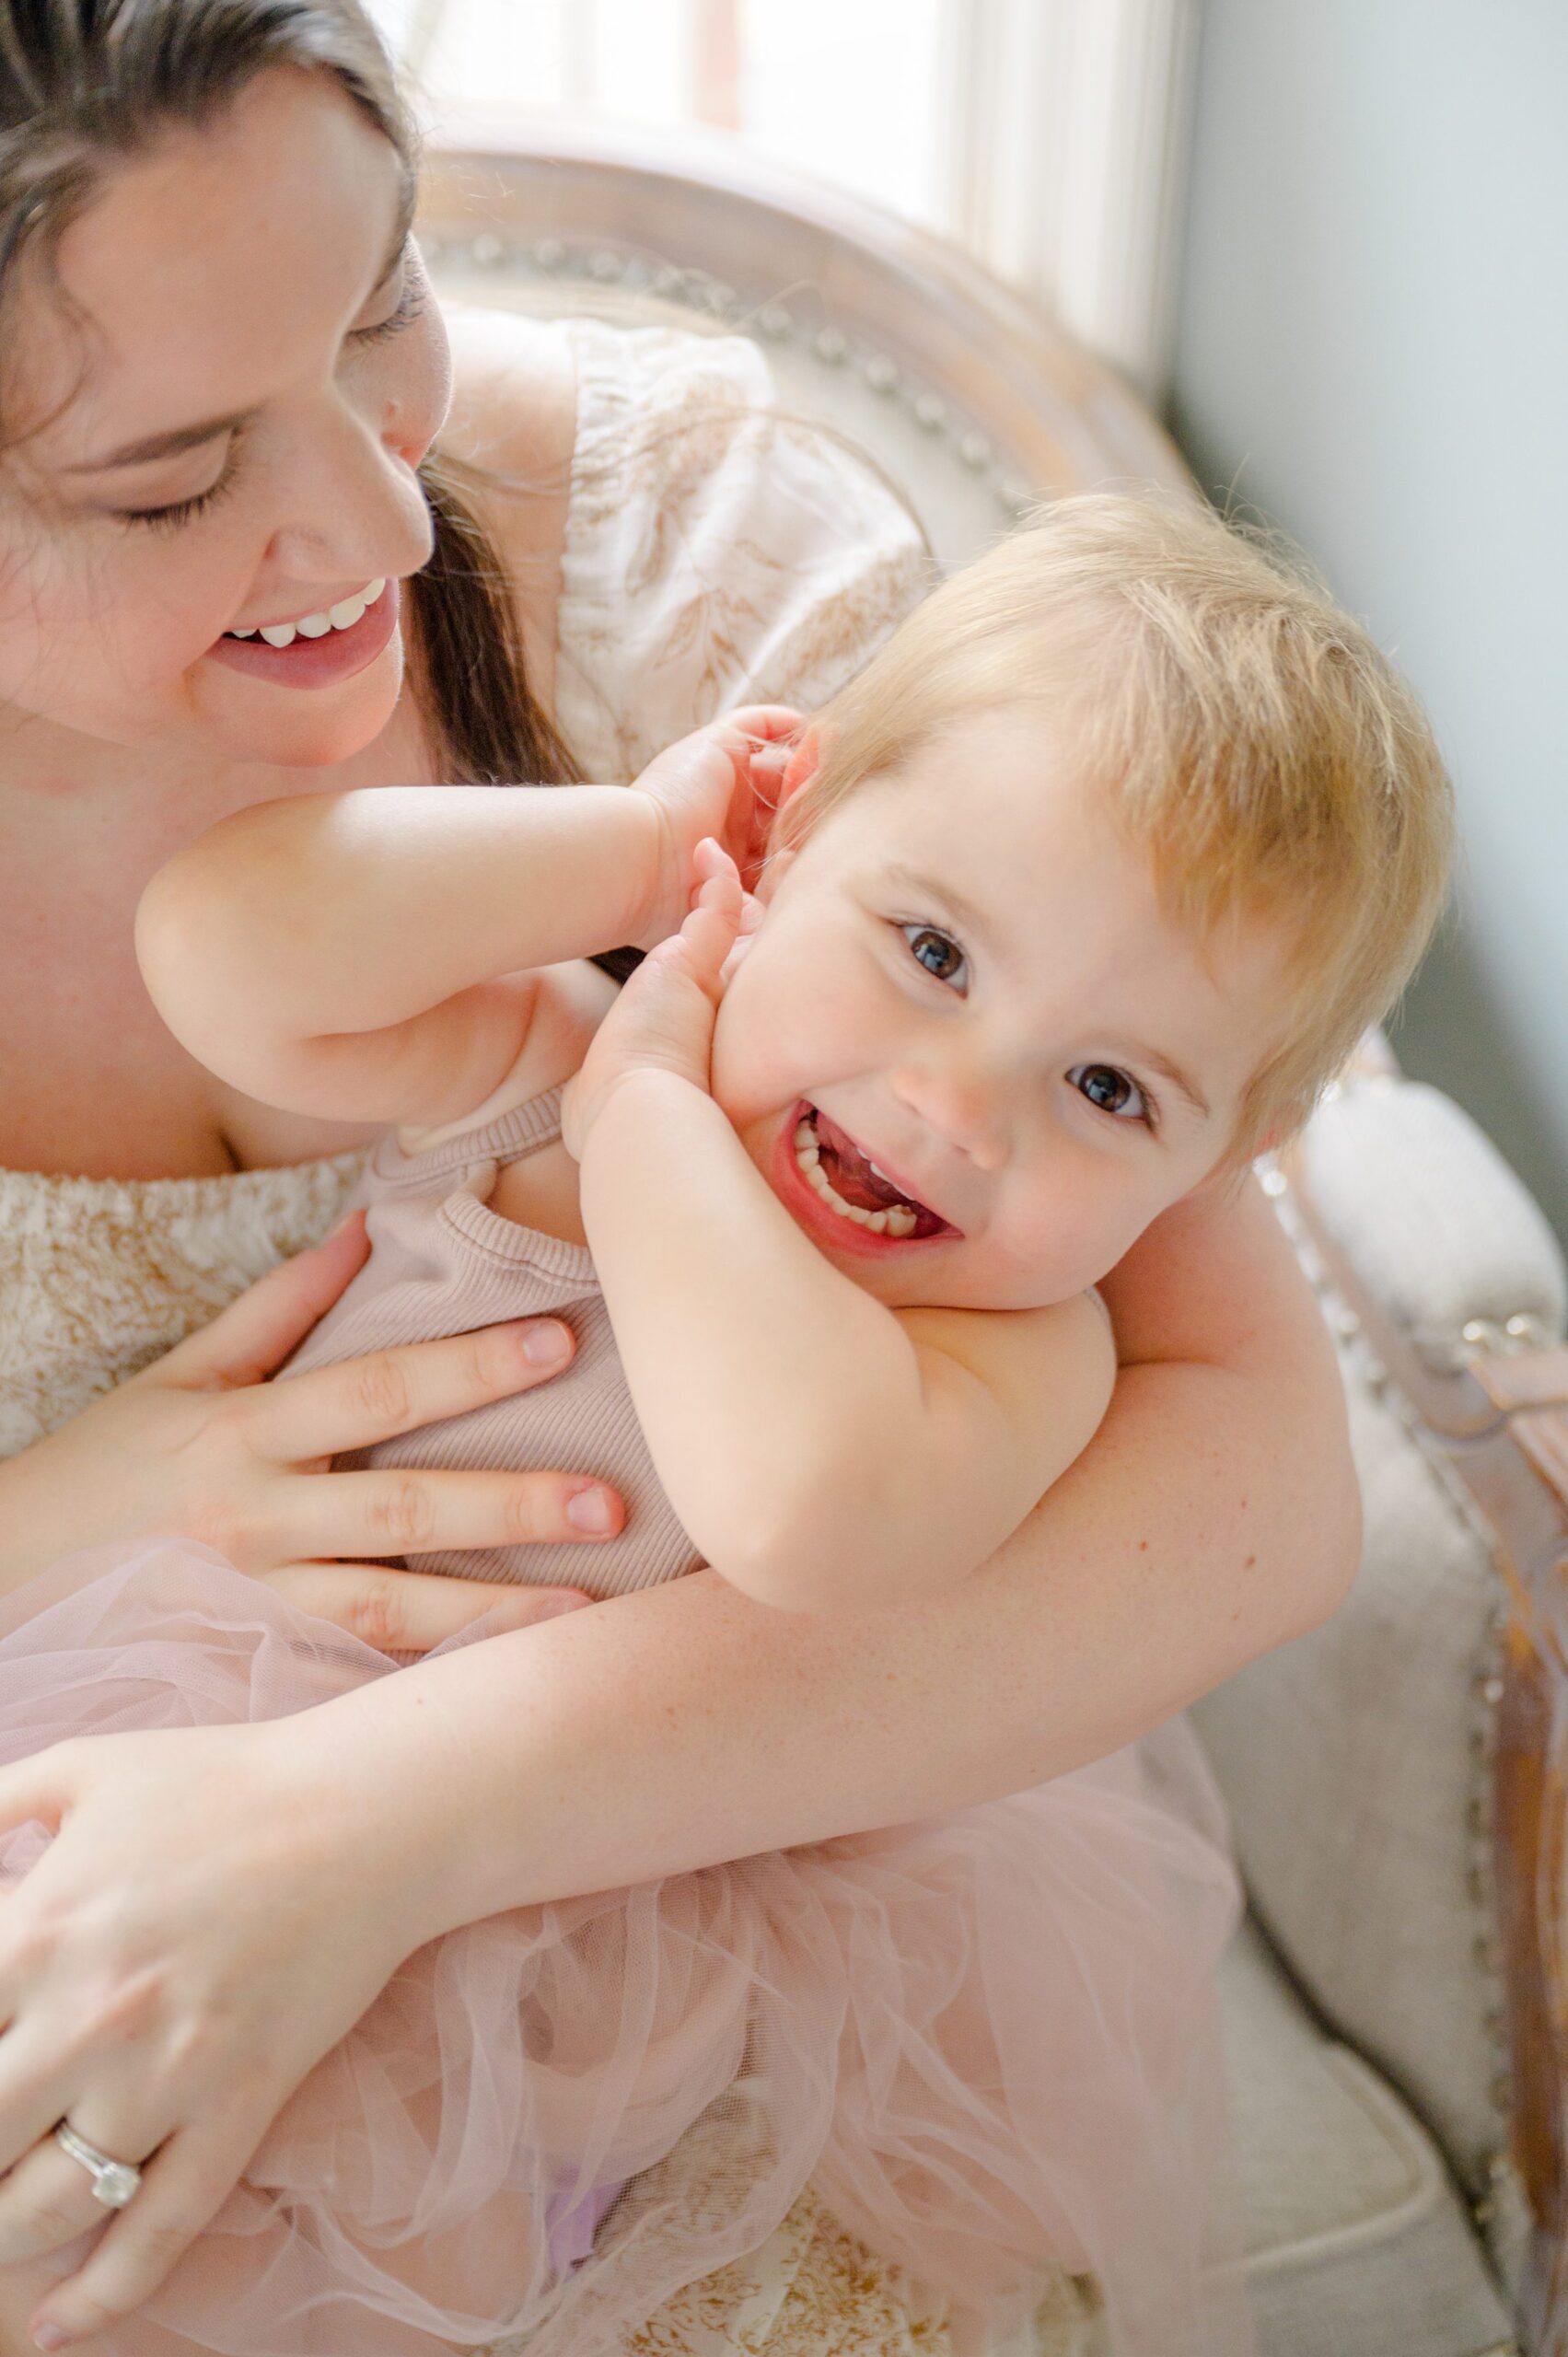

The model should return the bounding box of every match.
[439,305,577,483]
[433,306,580,705]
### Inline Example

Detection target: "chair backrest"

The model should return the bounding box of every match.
[415,112,1191,567]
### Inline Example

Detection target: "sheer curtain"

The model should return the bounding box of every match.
[369,0,1196,401]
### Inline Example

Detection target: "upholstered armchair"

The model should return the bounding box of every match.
[415,122,1566,2357]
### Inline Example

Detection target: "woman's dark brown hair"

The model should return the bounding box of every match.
[0,0,624,947]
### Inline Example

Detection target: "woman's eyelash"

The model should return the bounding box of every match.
[350,269,428,347]
[111,273,424,532]
[115,456,242,534]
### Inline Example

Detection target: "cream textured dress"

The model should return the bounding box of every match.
[0,321,1108,2356]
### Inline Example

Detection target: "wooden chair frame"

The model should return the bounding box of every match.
[413,113,1189,504]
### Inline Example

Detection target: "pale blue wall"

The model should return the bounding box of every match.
[1168,0,1568,1246]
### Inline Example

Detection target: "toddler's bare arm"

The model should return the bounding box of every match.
[134,784,660,1129]
[582,1068,1115,1612]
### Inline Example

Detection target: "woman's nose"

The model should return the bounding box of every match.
[264,406,434,587]
[889,1063,1010,1170]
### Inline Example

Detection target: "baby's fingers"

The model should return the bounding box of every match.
[675,842,744,992]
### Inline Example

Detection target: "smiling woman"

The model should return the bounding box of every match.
[1,66,440,765]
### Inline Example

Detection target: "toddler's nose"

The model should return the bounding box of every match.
[889,1065,1009,1171]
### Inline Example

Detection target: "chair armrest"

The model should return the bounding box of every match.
[1279,1074,1568,2350]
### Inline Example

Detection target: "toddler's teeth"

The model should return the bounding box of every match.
[364,577,387,605]
[795,1112,923,1239]
[259,622,297,648]
[228,628,258,639]
[295,612,332,639]
[328,595,367,630]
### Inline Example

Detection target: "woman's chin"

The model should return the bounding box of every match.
[196,642,406,768]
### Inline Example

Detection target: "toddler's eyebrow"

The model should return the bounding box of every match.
[884,862,1214,1123]
[882,864,991,944]
[1126,1046,1213,1124]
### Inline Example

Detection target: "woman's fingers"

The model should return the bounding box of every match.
[0,2134,123,2268]
[261,1565,592,1652]
[29,2117,261,2349]
[272,1467,624,1568]
[242,1316,577,1465]
[152,1212,369,1390]
[0,2041,82,2187]
[0,1745,78,1843]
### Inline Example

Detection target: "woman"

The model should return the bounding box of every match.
[0,5,1357,2351]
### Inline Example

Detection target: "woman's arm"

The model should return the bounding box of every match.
[0,1028,1354,2353]
[298,1164,1360,1929]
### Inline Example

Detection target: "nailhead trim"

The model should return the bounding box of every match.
[420,232,1036,524]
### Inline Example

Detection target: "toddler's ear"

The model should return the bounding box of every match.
[778,728,823,802]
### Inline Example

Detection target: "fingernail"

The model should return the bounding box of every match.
[565,1484,618,1535]
[535,1591,593,1620]
[521,1320,572,1367]
[33,2328,70,2350]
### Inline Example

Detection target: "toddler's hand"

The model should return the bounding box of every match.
[629,706,803,949]
[563,842,754,1158]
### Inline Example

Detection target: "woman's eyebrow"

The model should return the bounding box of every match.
[64,168,418,476]
[64,410,252,473]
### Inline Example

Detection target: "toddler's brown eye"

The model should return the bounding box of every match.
[1069,1064,1148,1121]
[901,925,967,989]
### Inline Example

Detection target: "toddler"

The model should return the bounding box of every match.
[0,496,1451,2357]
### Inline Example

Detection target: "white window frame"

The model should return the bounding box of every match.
[388,0,1198,401]
[939,0,1199,403]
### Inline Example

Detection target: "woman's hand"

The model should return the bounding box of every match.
[627,704,802,949]
[0,1213,614,1644]
[0,1713,440,2347]
[563,841,752,1159]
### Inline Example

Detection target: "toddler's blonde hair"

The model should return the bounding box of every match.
[772,493,1454,1153]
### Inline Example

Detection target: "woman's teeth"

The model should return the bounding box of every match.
[226,578,386,648]
[794,1118,919,1237]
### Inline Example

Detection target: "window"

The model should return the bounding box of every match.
[369,0,1196,399]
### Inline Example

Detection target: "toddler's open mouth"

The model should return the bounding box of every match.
[791,1103,954,1240]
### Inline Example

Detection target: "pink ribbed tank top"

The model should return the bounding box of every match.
[281,1088,698,1597]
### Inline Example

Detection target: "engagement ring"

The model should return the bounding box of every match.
[53,2122,142,2209]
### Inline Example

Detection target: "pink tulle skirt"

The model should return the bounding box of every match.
[0,1545,1255,2356]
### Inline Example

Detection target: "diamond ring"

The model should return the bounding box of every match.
[53,2122,143,2210]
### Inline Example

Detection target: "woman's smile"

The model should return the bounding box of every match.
[207,575,400,689]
